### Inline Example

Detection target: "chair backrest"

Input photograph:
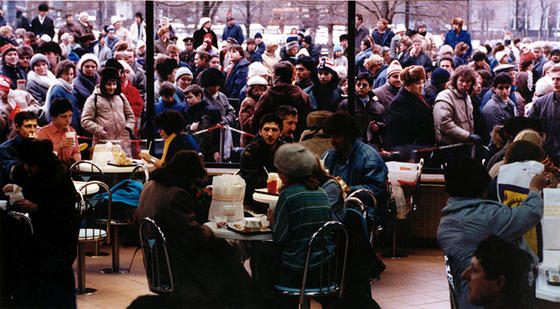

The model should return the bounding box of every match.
[76,180,112,241]
[444,255,459,309]
[346,189,378,246]
[130,164,150,183]
[299,221,349,306]
[70,160,104,182]
[139,217,175,294]
[7,211,33,235]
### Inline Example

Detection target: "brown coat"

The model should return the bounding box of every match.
[239,95,257,146]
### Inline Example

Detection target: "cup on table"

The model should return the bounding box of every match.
[243,217,262,230]
[267,172,279,194]
[0,200,7,210]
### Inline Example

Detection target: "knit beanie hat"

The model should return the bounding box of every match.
[431,68,451,86]
[286,40,299,50]
[247,75,267,86]
[0,75,10,92]
[248,61,268,78]
[317,57,337,78]
[175,66,193,82]
[78,53,99,71]
[303,35,312,45]
[274,144,317,177]
[104,58,123,71]
[99,67,122,95]
[1,44,16,57]
[333,44,342,53]
[254,32,262,39]
[30,53,50,69]
[438,44,453,57]
[386,60,403,77]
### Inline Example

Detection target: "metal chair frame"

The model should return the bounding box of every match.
[444,255,459,309]
[70,160,105,182]
[275,221,349,309]
[139,217,175,294]
[7,211,33,235]
[346,189,378,247]
[126,164,150,272]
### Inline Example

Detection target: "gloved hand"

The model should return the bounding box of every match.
[467,134,482,144]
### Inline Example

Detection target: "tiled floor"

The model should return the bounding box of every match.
[75,245,450,308]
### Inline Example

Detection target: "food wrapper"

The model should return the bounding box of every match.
[3,184,24,205]
[112,148,133,165]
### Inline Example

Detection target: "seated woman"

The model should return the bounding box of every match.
[136,151,258,308]
[437,157,546,309]
[253,144,332,301]
[139,110,199,168]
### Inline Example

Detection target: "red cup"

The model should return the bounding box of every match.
[267,180,277,194]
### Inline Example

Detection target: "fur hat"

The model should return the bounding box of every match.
[274,144,318,177]
[438,45,453,57]
[386,60,403,77]
[118,60,133,73]
[77,53,99,71]
[29,53,50,69]
[306,110,333,129]
[514,129,543,146]
[104,58,123,71]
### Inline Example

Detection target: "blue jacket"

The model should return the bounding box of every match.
[480,87,517,111]
[0,135,21,186]
[528,92,560,164]
[371,29,394,48]
[322,140,388,199]
[355,47,373,73]
[437,191,542,309]
[45,84,80,129]
[443,30,472,58]
[224,58,250,99]
[155,97,189,120]
[222,23,244,45]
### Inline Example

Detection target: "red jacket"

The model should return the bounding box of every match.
[122,81,143,119]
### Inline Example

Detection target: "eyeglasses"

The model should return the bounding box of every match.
[356,83,370,88]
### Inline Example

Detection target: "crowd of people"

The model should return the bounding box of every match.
[0,3,556,308]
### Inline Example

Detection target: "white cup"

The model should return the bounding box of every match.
[0,200,7,210]
[66,131,76,146]
[243,217,262,229]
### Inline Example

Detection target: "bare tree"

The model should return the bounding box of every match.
[357,0,401,23]
[538,0,552,40]
[203,1,223,20]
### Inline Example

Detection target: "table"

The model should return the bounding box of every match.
[75,160,152,187]
[537,250,560,302]
[207,167,239,176]
[253,189,279,211]
[73,181,100,195]
[204,221,272,241]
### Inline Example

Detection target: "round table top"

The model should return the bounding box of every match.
[204,221,272,241]
[73,180,100,195]
[76,160,151,174]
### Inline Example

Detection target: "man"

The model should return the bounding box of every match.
[322,112,388,204]
[57,14,79,42]
[30,3,55,39]
[193,50,212,83]
[339,34,349,56]
[251,61,311,139]
[462,236,533,309]
[0,44,26,89]
[354,14,369,54]
[480,64,518,111]
[443,17,472,59]
[245,38,262,63]
[400,37,434,72]
[130,12,146,49]
[281,38,299,65]
[275,105,298,143]
[417,23,436,59]
[254,32,266,55]
[295,56,316,90]
[76,12,94,38]
[371,19,394,48]
[481,73,516,133]
[304,57,343,112]
[222,15,244,45]
[438,55,455,74]
[528,64,560,164]
[38,41,61,73]
[339,72,386,149]
[239,113,285,213]
[17,46,33,74]
[389,24,407,60]
[166,44,190,69]
[179,37,196,69]
[373,60,403,111]
[302,36,320,64]
[37,98,80,164]
[533,45,548,81]
[0,111,37,186]
[0,75,40,142]
[105,27,120,52]
[424,68,451,106]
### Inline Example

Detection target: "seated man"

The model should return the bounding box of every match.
[275,105,298,143]
[437,158,545,309]
[462,235,533,309]
[0,111,37,186]
[37,98,80,165]
[322,112,388,208]
[239,114,285,213]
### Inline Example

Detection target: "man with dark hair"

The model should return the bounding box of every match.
[17,46,34,74]
[443,17,472,58]
[462,235,533,309]
[0,111,37,186]
[30,2,55,39]
[371,19,394,48]
[193,50,212,83]
[240,113,285,213]
[180,37,196,69]
[222,15,244,45]
[532,46,548,81]
[304,57,343,111]
[275,105,298,142]
[245,38,262,63]
[400,37,435,72]
[482,73,516,132]
[37,98,80,164]
[355,14,369,54]
[155,81,188,120]
[252,61,311,139]
[438,55,455,74]
[322,112,388,204]
[438,157,545,309]
[295,56,316,90]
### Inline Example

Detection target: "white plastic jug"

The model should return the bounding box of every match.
[208,174,246,223]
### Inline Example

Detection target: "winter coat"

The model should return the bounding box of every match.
[354,25,369,53]
[433,88,474,145]
[26,71,57,106]
[75,21,94,38]
[481,93,516,133]
[386,88,435,148]
[304,80,344,112]
[247,50,262,63]
[224,58,250,100]
[400,51,435,72]
[222,23,244,45]
[193,28,218,49]
[533,55,548,81]
[80,86,136,152]
[443,30,472,58]
[338,92,386,147]
[239,95,258,146]
[0,90,40,142]
[437,191,542,309]
[72,71,99,116]
[129,22,146,48]
[355,47,373,73]
[57,22,80,41]
[154,39,168,55]
[94,43,112,67]
[373,82,399,112]
[528,92,560,164]
[203,89,236,125]
[261,52,280,76]
[252,81,311,139]
[0,64,26,90]
[121,81,143,126]
[371,29,394,48]
[44,80,79,129]
[372,65,388,89]
[31,16,55,39]
[184,99,221,161]
[154,96,188,120]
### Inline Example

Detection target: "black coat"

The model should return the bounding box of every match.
[339,92,386,147]
[386,88,435,148]
[193,28,218,49]
[30,16,55,39]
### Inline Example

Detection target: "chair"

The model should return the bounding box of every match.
[70,160,104,182]
[444,255,459,309]
[346,189,378,247]
[75,181,112,294]
[130,164,150,183]
[139,217,175,294]
[274,221,349,309]
[7,211,33,235]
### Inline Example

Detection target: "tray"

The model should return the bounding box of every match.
[255,188,279,196]
[107,160,142,167]
[227,223,271,235]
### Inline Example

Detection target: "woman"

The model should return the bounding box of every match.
[224,44,250,100]
[3,138,79,308]
[43,60,78,128]
[26,53,57,106]
[136,150,258,307]
[437,157,545,309]
[386,65,435,150]
[239,75,267,146]
[139,110,199,168]
[81,67,135,155]
[72,54,100,119]
[117,60,143,134]
[253,143,331,300]
[332,44,348,69]
[261,43,280,77]
[174,66,193,103]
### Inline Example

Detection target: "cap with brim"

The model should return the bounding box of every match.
[493,64,516,74]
